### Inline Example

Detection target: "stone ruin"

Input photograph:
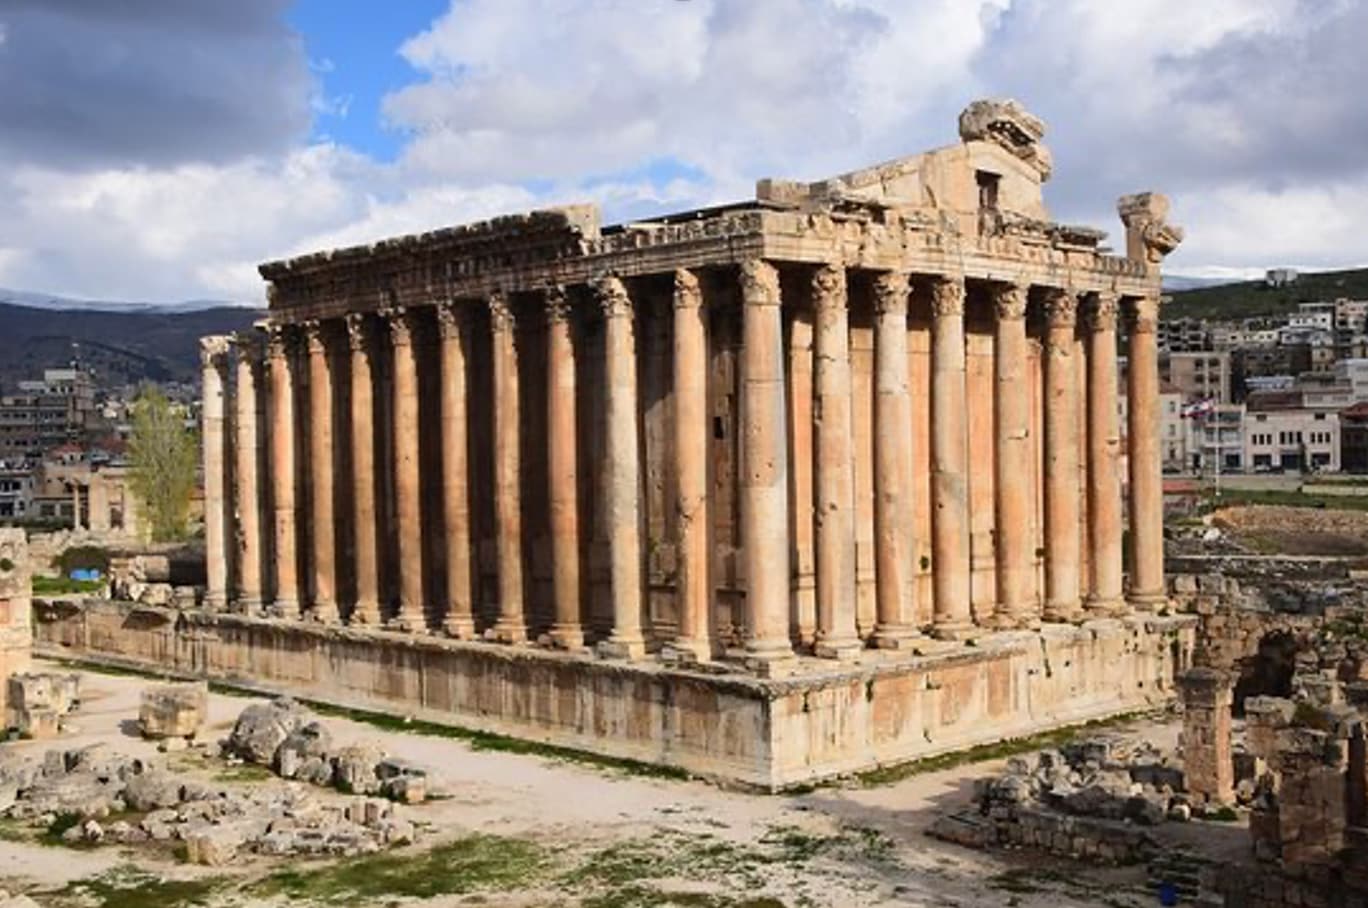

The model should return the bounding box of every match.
[138,681,208,741]
[0,530,33,720]
[5,672,80,740]
[0,695,432,866]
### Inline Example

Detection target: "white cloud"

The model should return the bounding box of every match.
[1,0,1365,303]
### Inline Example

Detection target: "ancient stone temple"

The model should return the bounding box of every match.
[43,100,1196,788]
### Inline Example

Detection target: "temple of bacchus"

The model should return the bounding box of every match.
[40,101,1198,788]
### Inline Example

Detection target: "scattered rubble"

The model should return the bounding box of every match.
[5,672,80,740]
[138,681,208,740]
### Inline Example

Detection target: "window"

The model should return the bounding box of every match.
[976,171,1001,213]
[1314,412,1327,420]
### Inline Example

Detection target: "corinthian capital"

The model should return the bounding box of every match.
[1084,292,1120,332]
[383,307,416,346]
[302,319,329,356]
[811,264,846,312]
[929,277,965,318]
[592,275,631,320]
[199,334,232,369]
[487,292,516,334]
[543,285,573,325]
[993,283,1029,321]
[435,301,467,339]
[344,313,372,352]
[1127,295,1161,334]
[264,324,295,360]
[739,259,780,307]
[673,269,702,310]
[872,271,909,317]
[1041,289,1078,328]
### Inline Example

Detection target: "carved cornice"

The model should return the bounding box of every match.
[929,277,965,318]
[872,271,909,317]
[739,259,780,307]
[1127,295,1161,334]
[1084,292,1120,332]
[993,283,1029,322]
[673,269,702,310]
[1040,289,1078,328]
[544,285,573,325]
[592,275,631,320]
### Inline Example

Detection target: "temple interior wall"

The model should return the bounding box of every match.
[32,599,1195,790]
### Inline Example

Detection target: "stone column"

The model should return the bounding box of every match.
[303,320,338,623]
[991,283,1034,629]
[811,264,860,659]
[489,293,527,643]
[545,287,584,650]
[233,333,264,613]
[265,325,300,616]
[387,308,425,631]
[595,276,646,659]
[1041,291,1083,623]
[345,314,382,625]
[1178,667,1234,806]
[436,303,476,639]
[1084,292,1126,616]
[740,260,794,672]
[669,269,711,661]
[200,335,231,610]
[1126,294,1166,610]
[930,277,972,639]
[872,271,919,648]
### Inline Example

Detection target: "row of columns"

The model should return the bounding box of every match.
[199,262,1165,668]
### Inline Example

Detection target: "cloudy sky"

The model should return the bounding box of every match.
[0,0,1364,305]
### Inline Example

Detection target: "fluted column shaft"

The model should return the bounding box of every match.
[873,271,919,647]
[304,321,338,622]
[992,284,1034,628]
[811,264,861,659]
[546,288,584,649]
[388,309,425,630]
[1085,292,1126,615]
[346,315,381,625]
[1042,292,1083,622]
[930,277,972,638]
[436,304,476,638]
[232,335,263,613]
[1126,295,1166,608]
[200,336,230,610]
[489,294,527,643]
[266,326,300,616]
[596,277,646,659]
[740,260,794,671]
[671,270,711,660]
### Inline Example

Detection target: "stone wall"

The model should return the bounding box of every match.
[0,529,33,714]
[33,600,1195,790]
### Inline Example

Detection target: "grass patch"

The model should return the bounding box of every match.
[854,711,1150,787]
[32,576,106,595]
[582,888,788,908]
[52,865,227,908]
[1202,488,1368,514]
[209,762,275,784]
[249,833,548,904]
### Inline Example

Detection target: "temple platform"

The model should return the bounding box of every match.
[32,599,1195,791]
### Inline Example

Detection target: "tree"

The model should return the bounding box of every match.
[127,386,198,542]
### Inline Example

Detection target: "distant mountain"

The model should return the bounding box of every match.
[1162,275,1246,292]
[0,300,259,391]
[1166,267,1368,321]
[0,287,252,314]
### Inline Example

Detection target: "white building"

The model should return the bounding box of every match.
[1244,390,1341,472]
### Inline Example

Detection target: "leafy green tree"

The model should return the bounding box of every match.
[127,386,198,542]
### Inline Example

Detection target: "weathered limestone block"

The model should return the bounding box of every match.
[138,682,208,739]
[333,744,385,795]
[276,721,332,781]
[226,698,310,765]
[0,530,32,719]
[124,770,184,812]
[6,672,79,738]
[184,820,258,866]
[1178,667,1234,805]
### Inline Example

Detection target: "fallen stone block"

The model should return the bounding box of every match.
[226,698,311,765]
[124,771,183,812]
[184,821,255,866]
[276,721,332,780]
[139,682,208,740]
[332,745,384,795]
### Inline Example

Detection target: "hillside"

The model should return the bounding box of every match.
[0,301,260,391]
[1165,267,1368,321]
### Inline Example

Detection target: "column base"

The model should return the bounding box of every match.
[660,638,712,664]
[931,619,975,642]
[742,639,794,677]
[1127,591,1167,613]
[387,608,426,633]
[349,603,382,626]
[1084,596,1128,618]
[872,625,923,650]
[487,620,528,645]
[443,616,478,640]
[202,592,227,612]
[597,634,647,660]
[307,604,340,625]
[543,624,586,651]
[813,635,864,661]
[266,598,298,620]
[233,597,262,617]
[1042,600,1083,624]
